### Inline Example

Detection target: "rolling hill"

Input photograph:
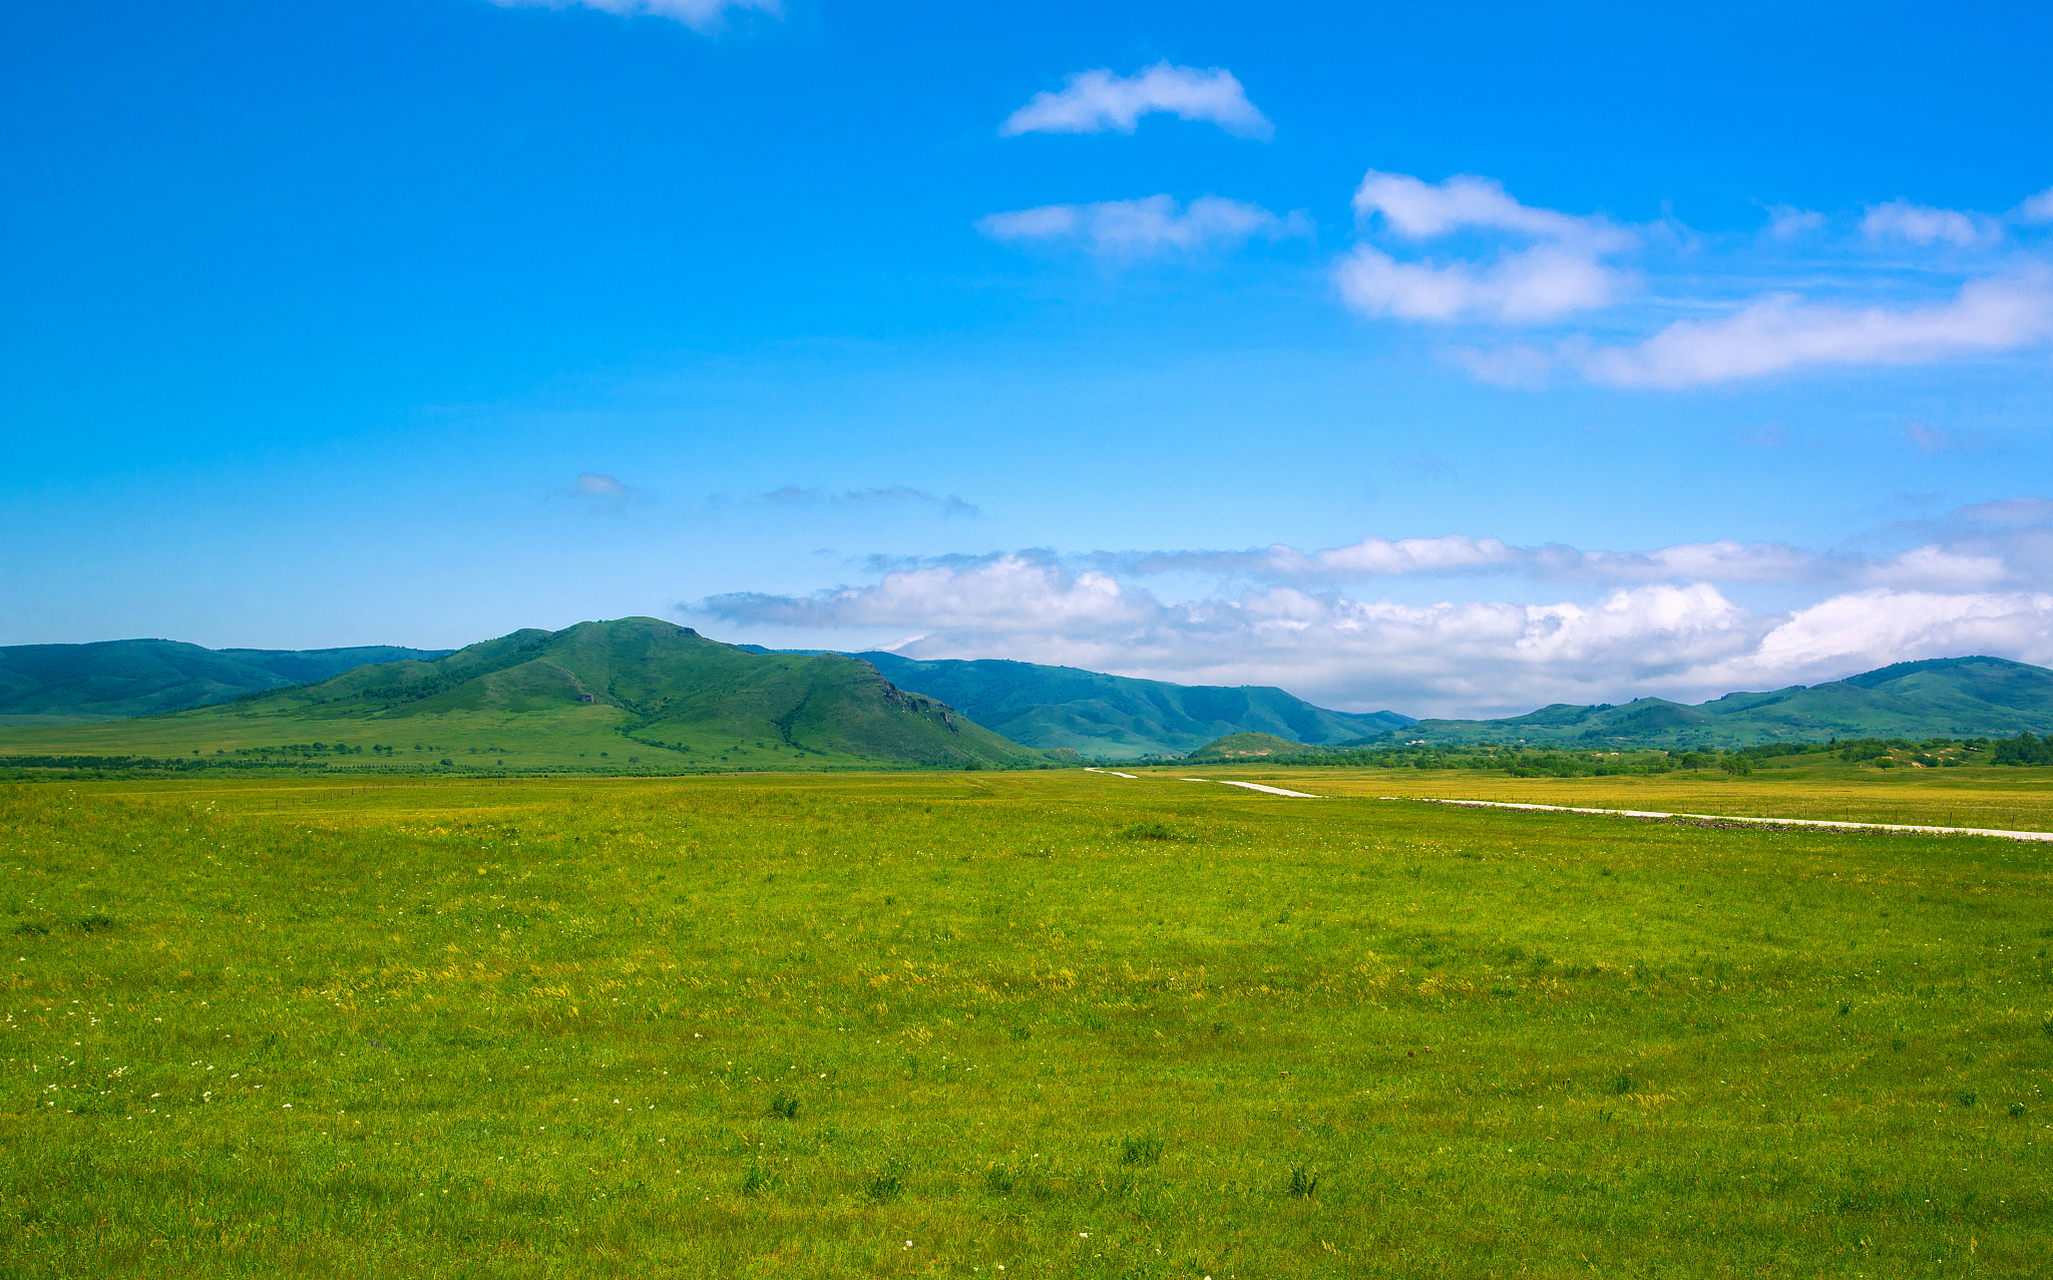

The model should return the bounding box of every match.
[1367,656,2053,750]
[0,639,451,724]
[0,618,1048,772]
[1185,731,1306,759]
[843,653,1412,759]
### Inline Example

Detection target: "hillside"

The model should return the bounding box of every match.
[849,652,1412,759]
[0,639,451,723]
[0,619,1047,772]
[1186,731,1305,759]
[1376,656,2053,749]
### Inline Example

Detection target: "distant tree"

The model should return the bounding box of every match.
[1993,732,2053,766]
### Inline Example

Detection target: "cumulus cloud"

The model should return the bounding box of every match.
[1336,171,1633,325]
[1699,590,2053,691]
[1862,199,1999,248]
[1336,244,1626,323]
[688,499,2053,716]
[1351,171,1628,247]
[979,195,1309,257]
[763,486,978,517]
[690,553,2053,716]
[1570,269,2053,388]
[2022,187,2053,223]
[704,555,1141,632]
[1001,63,1272,140]
[487,0,779,31]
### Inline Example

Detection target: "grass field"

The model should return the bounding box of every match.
[1178,757,2053,833]
[5,769,2051,1277]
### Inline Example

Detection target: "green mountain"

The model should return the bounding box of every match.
[849,652,1412,759]
[1376,656,2053,750]
[0,618,1048,772]
[0,639,452,724]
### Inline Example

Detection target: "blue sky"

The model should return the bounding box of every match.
[5,0,2052,716]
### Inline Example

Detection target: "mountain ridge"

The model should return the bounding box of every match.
[0,619,1049,772]
[0,639,453,723]
[1360,655,2053,750]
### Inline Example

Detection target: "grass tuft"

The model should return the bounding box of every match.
[1120,1134,1163,1166]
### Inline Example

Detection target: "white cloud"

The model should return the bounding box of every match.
[1572,270,2053,388]
[487,0,779,31]
[1001,63,1272,140]
[704,555,1144,632]
[1763,205,1825,240]
[692,513,2053,716]
[696,560,2053,717]
[1336,243,1627,323]
[1345,174,2053,388]
[563,472,647,506]
[979,195,1308,257]
[1336,171,1632,325]
[1699,589,2053,691]
[1351,171,1627,248]
[574,472,628,499]
[1862,199,1999,248]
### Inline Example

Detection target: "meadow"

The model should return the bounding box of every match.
[4,768,2051,1277]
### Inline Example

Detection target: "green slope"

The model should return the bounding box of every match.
[1186,731,1305,759]
[850,652,1412,759]
[0,639,452,723]
[1380,656,2053,749]
[0,619,1048,772]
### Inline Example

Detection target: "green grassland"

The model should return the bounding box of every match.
[1166,750,2053,833]
[6,769,2052,1277]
